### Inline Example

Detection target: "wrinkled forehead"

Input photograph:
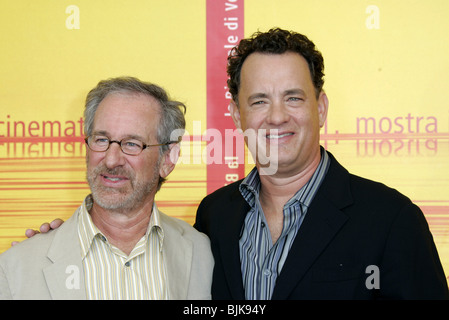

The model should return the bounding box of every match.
[93,92,161,141]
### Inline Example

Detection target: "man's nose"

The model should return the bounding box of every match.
[266,101,290,125]
[104,142,126,168]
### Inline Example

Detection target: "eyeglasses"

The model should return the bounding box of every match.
[85,135,178,156]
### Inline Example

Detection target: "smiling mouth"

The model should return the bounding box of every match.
[266,132,294,139]
[102,174,128,182]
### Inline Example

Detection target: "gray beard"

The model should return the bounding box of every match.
[86,160,160,213]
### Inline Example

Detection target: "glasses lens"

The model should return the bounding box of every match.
[89,135,109,151]
[121,139,144,155]
[87,135,145,155]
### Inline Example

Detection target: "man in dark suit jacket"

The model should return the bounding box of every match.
[194,28,448,300]
[195,151,448,299]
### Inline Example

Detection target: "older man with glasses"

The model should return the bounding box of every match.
[0,77,214,300]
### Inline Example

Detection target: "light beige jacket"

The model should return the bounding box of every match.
[0,208,213,300]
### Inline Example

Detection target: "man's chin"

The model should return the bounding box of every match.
[91,190,134,211]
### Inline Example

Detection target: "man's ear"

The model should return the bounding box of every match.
[317,91,329,128]
[159,143,180,179]
[229,100,242,130]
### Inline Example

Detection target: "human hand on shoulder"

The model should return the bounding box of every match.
[11,218,65,246]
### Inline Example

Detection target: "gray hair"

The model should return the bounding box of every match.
[84,76,186,190]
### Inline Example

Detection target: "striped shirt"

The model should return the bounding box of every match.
[239,148,330,300]
[77,195,168,300]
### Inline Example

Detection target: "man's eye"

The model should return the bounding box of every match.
[95,137,109,144]
[124,141,142,148]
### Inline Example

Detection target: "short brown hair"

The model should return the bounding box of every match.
[227,28,325,103]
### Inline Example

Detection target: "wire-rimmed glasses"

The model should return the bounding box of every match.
[85,135,178,156]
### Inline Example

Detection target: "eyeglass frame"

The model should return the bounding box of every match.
[84,135,179,156]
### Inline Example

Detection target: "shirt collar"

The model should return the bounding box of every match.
[239,147,330,209]
[149,203,165,250]
[77,195,164,259]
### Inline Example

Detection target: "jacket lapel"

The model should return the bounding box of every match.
[161,213,193,299]
[43,212,86,299]
[217,187,249,300]
[272,152,353,299]
[43,207,195,300]
[271,193,349,299]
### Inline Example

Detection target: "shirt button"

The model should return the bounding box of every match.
[124,261,130,267]
[261,222,266,228]
[263,269,271,276]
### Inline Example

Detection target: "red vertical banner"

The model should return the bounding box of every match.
[206,0,245,194]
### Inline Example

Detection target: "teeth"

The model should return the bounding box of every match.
[105,176,121,181]
[267,133,293,139]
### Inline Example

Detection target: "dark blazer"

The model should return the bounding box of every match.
[194,151,448,299]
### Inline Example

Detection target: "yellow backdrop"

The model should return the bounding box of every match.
[1,0,448,281]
